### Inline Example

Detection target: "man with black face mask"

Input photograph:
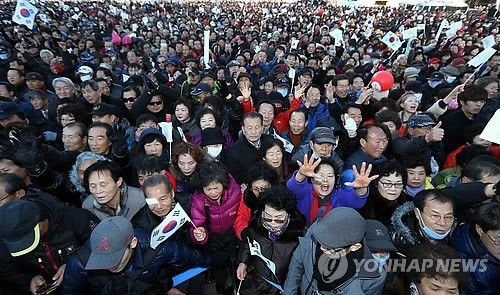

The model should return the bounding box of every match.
[285,207,385,294]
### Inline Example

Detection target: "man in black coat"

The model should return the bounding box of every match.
[225,112,273,184]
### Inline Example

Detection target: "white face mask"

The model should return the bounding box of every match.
[445,76,456,84]
[206,145,223,158]
[413,93,423,102]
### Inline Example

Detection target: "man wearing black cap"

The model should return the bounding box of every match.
[392,113,445,173]
[285,207,385,294]
[190,82,212,104]
[62,216,214,294]
[0,101,27,127]
[200,127,226,161]
[422,71,445,107]
[23,72,58,104]
[292,127,344,173]
[0,199,98,294]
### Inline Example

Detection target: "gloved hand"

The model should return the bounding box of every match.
[11,129,46,177]
[110,128,129,158]
[43,131,57,142]
[343,114,357,138]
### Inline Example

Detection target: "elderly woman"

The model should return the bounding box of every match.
[69,151,109,203]
[235,186,306,295]
[359,160,410,226]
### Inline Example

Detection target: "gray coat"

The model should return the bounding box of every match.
[284,234,385,295]
[82,183,146,221]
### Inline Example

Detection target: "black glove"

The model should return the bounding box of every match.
[11,130,46,177]
[110,128,129,158]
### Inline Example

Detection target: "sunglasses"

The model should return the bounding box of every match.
[261,212,288,224]
[148,101,163,106]
[123,97,136,103]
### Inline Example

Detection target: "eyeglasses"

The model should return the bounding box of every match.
[484,232,500,246]
[148,100,163,106]
[261,212,288,224]
[421,210,455,224]
[123,97,136,103]
[251,184,271,194]
[379,181,404,189]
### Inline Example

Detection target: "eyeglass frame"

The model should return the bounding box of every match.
[261,211,288,224]
[420,209,455,224]
[378,181,404,189]
[484,231,500,246]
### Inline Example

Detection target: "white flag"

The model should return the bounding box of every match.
[12,0,39,30]
[445,21,462,39]
[467,47,497,68]
[402,27,418,40]
[481,35,496,49]
[248,238,276,275]
[381,31,402,51]
[480,110,500,144]
[435,19,449,41]
[290,39,299,50]
[150,203,191,249]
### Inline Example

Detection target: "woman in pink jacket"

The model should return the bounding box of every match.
[190,161,241,248]
[190,161,241,293]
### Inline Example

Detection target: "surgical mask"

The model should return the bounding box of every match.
[413,93,422,102]
[327,50,335,55]
[0,53,8,60]
[428,80,442,88]
[445,76,456,83]
[277,88,289,98]
[372,254,390,265]
[366,48,373,53]
[206,145,223,158]
[416,209,452,240]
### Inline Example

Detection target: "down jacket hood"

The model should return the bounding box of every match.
[391,202,417,245]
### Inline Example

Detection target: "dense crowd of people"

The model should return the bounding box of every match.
[0,0,498,294]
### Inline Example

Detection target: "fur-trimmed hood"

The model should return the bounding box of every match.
[69,152,108,193]
[391,201,417,245]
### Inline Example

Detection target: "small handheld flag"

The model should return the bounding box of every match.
[12,0,39,30]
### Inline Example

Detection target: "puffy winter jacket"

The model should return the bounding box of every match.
[190,175,241,245]
[452,222,500,294]
[390,202,453,256]
[286,171,368,225]
[61,227,213,294]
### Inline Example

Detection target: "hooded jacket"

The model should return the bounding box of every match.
[452,222,500,293]
[189,175,241,245]
[390,202,452,256]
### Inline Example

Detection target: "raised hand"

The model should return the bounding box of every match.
[294,84,306,99]
[297,154,322,179]
[344,162,379,188]
[424,121,444,143]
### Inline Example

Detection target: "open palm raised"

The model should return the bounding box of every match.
[344,162,379,188]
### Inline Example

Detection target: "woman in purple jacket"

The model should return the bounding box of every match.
[286,155,379,225]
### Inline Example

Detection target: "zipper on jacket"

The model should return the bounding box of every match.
[41,241,59,273]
